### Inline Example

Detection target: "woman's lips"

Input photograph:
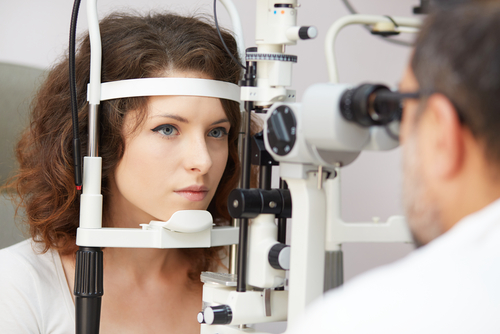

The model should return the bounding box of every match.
[175,185,209,202]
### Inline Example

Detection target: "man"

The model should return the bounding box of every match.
[290,2,500,333]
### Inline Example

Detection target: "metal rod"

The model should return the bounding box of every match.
[229,107,247,275]
[241,103,253,190]
[87,104,99,157]
[317,165,323,190]
[228,243,238,275]
[259,165,272,190]
[236,100,253,292]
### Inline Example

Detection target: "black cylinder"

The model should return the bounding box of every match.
[259,165,272,190]
[75,297,102,334]
[340,83,397,127]
[277,179,288,244]
[203,305,233,325]
[74,246,103,334]
[228,188,292,219]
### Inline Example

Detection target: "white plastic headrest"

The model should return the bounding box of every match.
[87,77,240,102]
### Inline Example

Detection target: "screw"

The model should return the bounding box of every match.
[269,201,277,208]
[233,200,239,208]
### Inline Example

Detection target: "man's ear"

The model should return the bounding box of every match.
[419,93,464,180]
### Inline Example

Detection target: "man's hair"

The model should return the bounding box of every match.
[412,1,500,163]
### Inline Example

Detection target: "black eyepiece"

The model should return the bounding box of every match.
[340,84,402,127]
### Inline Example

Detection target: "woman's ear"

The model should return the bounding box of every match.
[418,93,464,181]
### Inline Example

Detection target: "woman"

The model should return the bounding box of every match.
[0,11,248,333]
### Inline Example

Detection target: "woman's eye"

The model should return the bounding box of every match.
[151,124,179,137]
[208,127,228,138]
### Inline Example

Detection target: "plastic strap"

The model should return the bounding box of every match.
[88,78,240,102]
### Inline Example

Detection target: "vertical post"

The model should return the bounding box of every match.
[324,168,344,292]
[229,108,247,275]
[277,178,288,244]
[75,1,104,331]
[236,56,257,292]
[286,170,326,326]
[259,165,272,190]
[236,102,253,292]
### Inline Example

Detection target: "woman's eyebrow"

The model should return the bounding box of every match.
[154,114,189,123]
[152,114,228,126]
[211,118,230,126]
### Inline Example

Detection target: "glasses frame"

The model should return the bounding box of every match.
[381,90,466,125]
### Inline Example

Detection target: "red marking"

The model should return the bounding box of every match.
[76,185,82,191]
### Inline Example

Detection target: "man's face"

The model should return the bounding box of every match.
[400,66,444,247]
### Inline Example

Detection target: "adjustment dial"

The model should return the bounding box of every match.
[266,105,297,156]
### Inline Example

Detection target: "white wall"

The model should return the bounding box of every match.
[1,0,419,327]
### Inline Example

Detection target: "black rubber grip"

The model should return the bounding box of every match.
[74,247,103,334]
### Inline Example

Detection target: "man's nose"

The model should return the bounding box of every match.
[184,137,213,174]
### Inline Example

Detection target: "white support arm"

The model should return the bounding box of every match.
[76,226,239,248]
[219,0,246,66]
[325,169,413,251]
[285,169,326,327]
[77,210,239,248]
[325,14,422,83]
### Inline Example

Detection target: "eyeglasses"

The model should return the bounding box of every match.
[341,84,466,128]
[368,90,422,123]
[375,90,466,124]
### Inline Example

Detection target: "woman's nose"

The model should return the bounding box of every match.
[184,137,213,174]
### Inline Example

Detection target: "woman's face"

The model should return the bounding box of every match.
[110,85,230,225]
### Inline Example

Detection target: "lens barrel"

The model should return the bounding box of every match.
[340,84,399,126]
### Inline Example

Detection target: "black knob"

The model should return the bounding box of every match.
[299,26,317,39]
[268,243,291,270]
[203,305,233,325]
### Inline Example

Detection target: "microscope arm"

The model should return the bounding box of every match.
[325,14,422,84]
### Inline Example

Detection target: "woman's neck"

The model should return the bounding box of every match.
[102,247,190,284]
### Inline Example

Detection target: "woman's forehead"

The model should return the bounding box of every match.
[146,95,227,121]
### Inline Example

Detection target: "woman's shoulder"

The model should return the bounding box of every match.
[0,239,75,333]
[0,239,58,277]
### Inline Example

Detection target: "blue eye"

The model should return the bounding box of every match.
[209,127,228,138]
[151,124,179,137]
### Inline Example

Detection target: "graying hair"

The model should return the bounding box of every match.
[412,1,500,163]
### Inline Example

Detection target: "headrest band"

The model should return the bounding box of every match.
[87,78,240,102]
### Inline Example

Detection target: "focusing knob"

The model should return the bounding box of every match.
[268,243,291,270]
[202,305,233,325]
[299,26,318,39]
[267,105,297,156]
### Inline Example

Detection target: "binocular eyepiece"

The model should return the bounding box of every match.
[340,84,403,127]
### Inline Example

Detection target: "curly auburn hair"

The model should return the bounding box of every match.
[7,12,248,278]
